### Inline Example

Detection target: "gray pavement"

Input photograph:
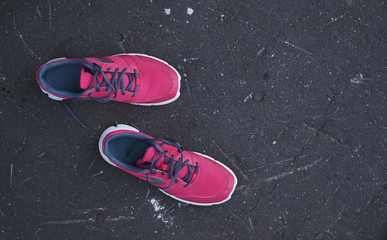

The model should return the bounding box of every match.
[1,0,386,239]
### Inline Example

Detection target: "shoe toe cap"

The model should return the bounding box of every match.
[135,55,180,104]
[171,153,238,205]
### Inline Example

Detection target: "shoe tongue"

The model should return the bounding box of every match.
[136,145,192,181]
[80,67,95,89]
[79,66,135,91]
[136,147,159,169]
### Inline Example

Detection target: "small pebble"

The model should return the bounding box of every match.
[187,8,194,15]
[164,8,171,15]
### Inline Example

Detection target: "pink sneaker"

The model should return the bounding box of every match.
[99,124,238,206]
[36,39,180,127]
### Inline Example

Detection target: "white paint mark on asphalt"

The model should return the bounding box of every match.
[164,8,171,15]
[187,8,194,15]
[350,73,365,84]
[150,198,164,211]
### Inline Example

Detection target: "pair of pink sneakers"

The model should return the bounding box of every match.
[36,40,237,206]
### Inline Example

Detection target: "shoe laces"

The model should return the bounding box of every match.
[62,38,139,128]
[145,138,199,189]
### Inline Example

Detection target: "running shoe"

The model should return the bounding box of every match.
[36,39,180,127]
[99,124,238,206]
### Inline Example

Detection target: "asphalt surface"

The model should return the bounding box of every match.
[1,0,386,239]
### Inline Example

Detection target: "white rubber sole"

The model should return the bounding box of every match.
[39,54,181,105]
[98,124,238,206]
[40,87,65,101]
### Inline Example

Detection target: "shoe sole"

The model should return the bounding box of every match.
[98,124,238,206]
[39,53,181,105]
